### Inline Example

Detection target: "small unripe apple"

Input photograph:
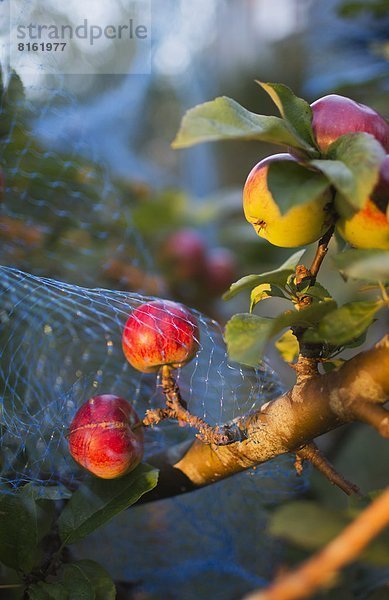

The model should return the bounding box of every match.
[243,153,332,248]
[122,300,200,373]
[68,395,144,479]
[311,95,389,153]
[161,229,207,280]
[204,248,237,296]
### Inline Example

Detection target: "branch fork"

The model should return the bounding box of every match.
[143,365,241,446]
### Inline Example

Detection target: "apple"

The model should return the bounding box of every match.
[68,395,144,479]
[337,156,389,249]
[311,95,389,153]
[336,199,389,249]
[243,153,333,247]
[161,229,207,280]
[204,247,237,296]
[122,300,200,373]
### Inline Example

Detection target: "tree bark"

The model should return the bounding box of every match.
[141,336,389,503]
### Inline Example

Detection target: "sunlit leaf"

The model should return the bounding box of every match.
[312,133,385,215]
[257,81,318,151]
[224,249,306,300]
[333,249,389,283]
[225,313,274,367]
[267,161,330,215]
[275,329,299,363]
[172,97,314,151]
[225,300,336,366]
[58,464,158,545]
[250,283,287,312]
[303,300,384,345]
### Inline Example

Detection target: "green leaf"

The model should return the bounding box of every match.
[303,300,384,345]
[20,485,56,544]
[58,464,158,544]
[223,249,306,301]
[310,159,354,208]
[63,561,115,600]
[59,562,108,600]
[172,97,313,151]
[270,499,389,566]
[333,249,389,283]
[250,283,286,312]
[321,359,346,373]
[274,300,337,331]
[225,300,336,366]
[275,330,299,363]
[28,582,67,599]
[224,313,274,367]
[257,81,318,151]
[21,483,72,501]
[0,491,42,572]
[313,132,385,214]
[28,561,115,600]
[270,501,348,549]
[267,160,330,215]
[303,282,332,302]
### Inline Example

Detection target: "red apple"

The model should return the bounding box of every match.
[311,95,389,153]
[161,229,207,280]
[68,395,144,479]
[122,300,199,373]
[204,248,237,296]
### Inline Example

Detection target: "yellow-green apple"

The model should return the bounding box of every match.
[122,300,199,373]
[243,153,333,247]
[68,394,144,479]
[337,155,389,249]
[311,95,389,153]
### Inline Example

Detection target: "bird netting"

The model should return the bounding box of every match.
[0,59,308,598]
[0,263,301,490]
[0,264,308,598]
[0,70,159,293]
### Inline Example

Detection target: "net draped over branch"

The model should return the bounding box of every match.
[0,265,302,493]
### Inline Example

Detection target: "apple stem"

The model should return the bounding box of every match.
[131,421,145,432]
[296,442,361,496]
[143,365,241,445]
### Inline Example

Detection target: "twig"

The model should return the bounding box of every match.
[244,487,389,600]
[296,442,360,496]
[352,402,389,438]
[144,365,239,445]
[294,454,304,476]
[137,336,389,503]
[292,226,335,358]
[0,584,23,589]
[309,225,335,281]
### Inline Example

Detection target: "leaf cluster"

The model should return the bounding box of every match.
[0,465,158,598]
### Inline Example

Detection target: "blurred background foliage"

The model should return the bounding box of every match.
[0,0,388,598]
